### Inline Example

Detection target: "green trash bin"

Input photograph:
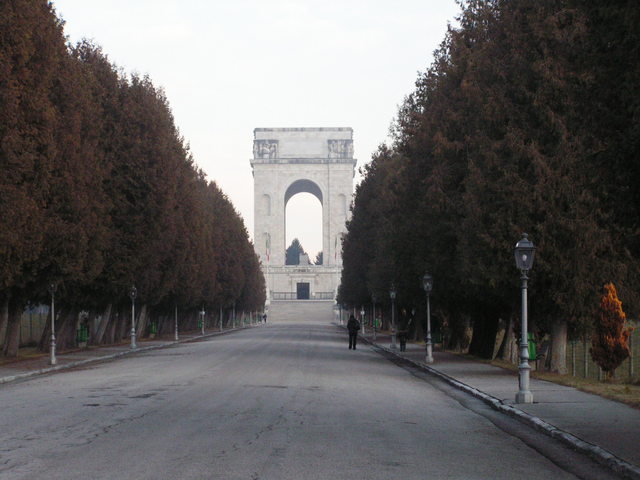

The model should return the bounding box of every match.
[76,325,88,343]
[527,332,537,360]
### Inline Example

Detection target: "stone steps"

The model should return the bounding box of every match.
[266,300,335,324]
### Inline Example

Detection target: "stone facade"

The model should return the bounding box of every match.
[251,128,356,301]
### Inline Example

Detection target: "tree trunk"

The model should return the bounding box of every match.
[119,309,128,341]
[549,319,568,374]
[137,304,148,338]
[497,316,518,365]
[94,304,112,344]
[3,301,22,357]
[55,310,77,351]
[469,315,498,358]
[450,314,472,353]
[0,296,8,347]
[107,311,118,343]
[492,318,506,359]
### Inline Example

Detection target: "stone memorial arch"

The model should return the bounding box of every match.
[251,127,356,301]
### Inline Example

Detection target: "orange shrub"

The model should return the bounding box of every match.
[590,283,633,379]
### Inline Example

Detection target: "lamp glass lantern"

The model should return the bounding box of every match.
[422,273,433,294]
[389,284,397,300]
[514,234,535,272]
[129,286,137,301]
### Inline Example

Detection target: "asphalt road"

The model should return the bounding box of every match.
[0,322,624,479]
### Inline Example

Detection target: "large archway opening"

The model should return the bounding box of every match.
[284,180,323,265]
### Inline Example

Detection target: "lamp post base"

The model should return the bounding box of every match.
[425,344,434,364]
[516,361,533,404]
[515,391,533,404]
[50,337,57,365]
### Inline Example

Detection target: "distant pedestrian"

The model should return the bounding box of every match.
[397,308,413,352]
[262,313,267,323]
[347,314,360,350]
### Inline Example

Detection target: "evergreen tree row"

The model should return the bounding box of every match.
[0,0,265,356]
[338,0,639,373]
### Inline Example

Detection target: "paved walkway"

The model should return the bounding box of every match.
[0,325,259,385]
[2,322,639,479]
[355,328,640,479]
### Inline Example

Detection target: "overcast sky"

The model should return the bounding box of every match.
[52,0,460,257]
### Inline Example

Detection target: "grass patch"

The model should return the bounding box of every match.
[531,371,640,410]
[491,357,640,410]
[0,347,47,366]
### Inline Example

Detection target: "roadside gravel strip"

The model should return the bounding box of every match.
[353,329,640,480]
[0,325,257,386]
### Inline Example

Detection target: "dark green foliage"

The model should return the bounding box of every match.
[340,0,640,369]
[0,2,265,355]
[285,238,306,265]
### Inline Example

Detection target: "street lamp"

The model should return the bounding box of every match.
[200,307,206,335]
[48,283,57,365]
[360,306,366,335]
[422,273,434,364]
[129,286,137,349]
[514,233,535,404]
[174,303,179,341]
[371,294,377,340]
[389,283,397,350]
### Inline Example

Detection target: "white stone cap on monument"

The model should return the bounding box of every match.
[251,127,356,166]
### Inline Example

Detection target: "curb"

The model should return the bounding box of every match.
[335,324,640,480]
[0,323,261,386]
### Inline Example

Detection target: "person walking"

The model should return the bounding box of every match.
[347,314,360,350]
[397,308,413,352]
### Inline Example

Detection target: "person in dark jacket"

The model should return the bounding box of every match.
[347,314,361,350]
[397,308,413,352]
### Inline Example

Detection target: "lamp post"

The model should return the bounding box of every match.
[174,303,179,341]
[422,273,434,363]
[200,307,206,335]
[515,233,535,404]
[371,294,377,340]
[48,283,57,365]
[360,306,366,335]
[389,284,397,350]
[129,286,137,349]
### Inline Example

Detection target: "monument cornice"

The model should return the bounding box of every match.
[250,157,357,166]
[254,127,353,133]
